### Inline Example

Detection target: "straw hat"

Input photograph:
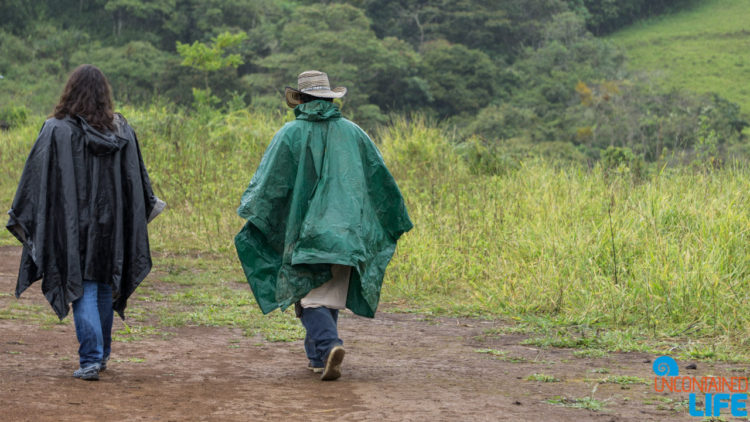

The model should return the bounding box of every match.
[285,70,347,108]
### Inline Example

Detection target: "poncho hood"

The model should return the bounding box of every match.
[235,108,412,318]
[77,115,125,156]
[294,100,342,121]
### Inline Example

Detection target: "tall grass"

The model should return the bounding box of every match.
[380,118,749,336]
[122,105,290,255]
[1,108,748,357]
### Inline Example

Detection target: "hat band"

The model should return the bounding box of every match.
[301,86,331,92]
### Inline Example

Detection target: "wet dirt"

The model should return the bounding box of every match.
[0,246,745,421]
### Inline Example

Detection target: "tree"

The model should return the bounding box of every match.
[104,0,175,39]
[568,0,696,35]
[162,0,283,52]
[254,3,426,126]
[419,40,499,117]
[73,41,171,103]
[176,31,247,106]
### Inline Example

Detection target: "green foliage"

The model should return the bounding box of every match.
[176,30,248,107]
[367,37,429,113]
[424,0,511,54]
[599,375,646,385]
[256,3,381,99]
[419,40,498,117]
[475,348,528,362]
[504,13,628,146]
[1,0,745,166]
[526,373,561,382]
[354,0,568,59]
[73,41,172,103]
[601,146,645,180]
[0,105,29,129]
[570,0,697,35]
[0,123,39,211]
[573,349,608,358]
[462,104,536,142]
[570,82,746,163]
[105,0,176,40]
[162,0,283,47]
[0,25,90,112]
[0,1,44,35]
[547,396,606,411]
[254,3,426,124]
[190,88,221,109]
[456,136,522,176]
[177,31,248,75]
[475,348,506,357]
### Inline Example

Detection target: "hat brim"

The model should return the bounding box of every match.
[285,86,347,108]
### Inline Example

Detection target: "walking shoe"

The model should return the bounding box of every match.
[100,356,109,371]
[308,363,324,373]
[320,345,345,381]
[73,364,100,381]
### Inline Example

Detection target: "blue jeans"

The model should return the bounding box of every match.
[300,307,342,368]
[72,280,113,367]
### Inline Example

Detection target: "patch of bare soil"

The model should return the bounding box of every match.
[0,246,743,421]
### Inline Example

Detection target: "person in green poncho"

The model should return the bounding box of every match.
[235,70,412,381]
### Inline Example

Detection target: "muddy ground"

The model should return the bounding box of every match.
[0,246,745,421]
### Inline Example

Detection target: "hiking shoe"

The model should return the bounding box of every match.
[73,364,100,381]
[321,346,345,381]
[308,363,324,373]
[100,357,109,372]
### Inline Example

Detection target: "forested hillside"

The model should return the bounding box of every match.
[0,0,746,166]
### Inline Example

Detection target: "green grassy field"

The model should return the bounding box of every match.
[2,108,749,360]
[610,0,750,122]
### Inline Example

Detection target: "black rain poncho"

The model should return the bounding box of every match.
[234,100,412,318]
[6,114,164,320]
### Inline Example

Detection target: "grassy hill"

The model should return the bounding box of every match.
[610,0,750,127]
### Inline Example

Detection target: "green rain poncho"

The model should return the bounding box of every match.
[234,100,413,318]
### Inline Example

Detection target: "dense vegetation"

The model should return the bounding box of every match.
[1,0,746,166]
[2,107,748,359]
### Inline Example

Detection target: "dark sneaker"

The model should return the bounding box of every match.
[308,363,324,373]
[100,357,109,372]
[73,364,100,381]
[321,345,345,381]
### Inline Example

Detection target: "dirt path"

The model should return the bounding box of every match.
[0,246,743,421]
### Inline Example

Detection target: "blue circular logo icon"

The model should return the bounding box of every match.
[652,356,679,377]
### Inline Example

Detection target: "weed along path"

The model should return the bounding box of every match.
[0,245,744,421]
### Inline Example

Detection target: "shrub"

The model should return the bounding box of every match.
[0,105,28,130]
[600,146,646,180]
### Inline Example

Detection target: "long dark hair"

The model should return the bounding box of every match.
[53,64,115,131]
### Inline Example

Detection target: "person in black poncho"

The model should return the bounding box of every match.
[6,64,165,381]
